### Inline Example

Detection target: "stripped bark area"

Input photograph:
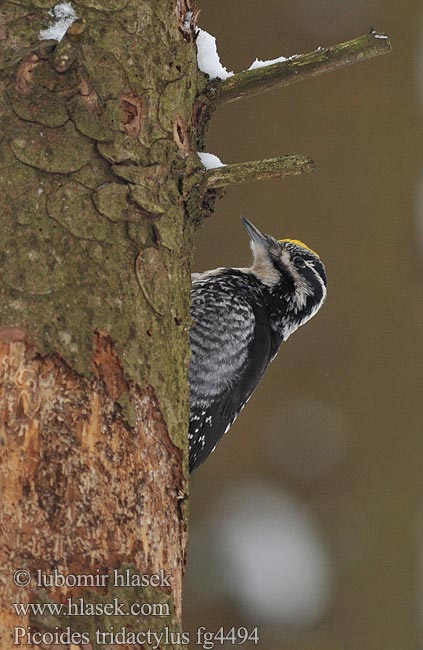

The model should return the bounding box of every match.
[0,331,186,649]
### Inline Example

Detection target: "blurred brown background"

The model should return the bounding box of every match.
[184,1,423,649]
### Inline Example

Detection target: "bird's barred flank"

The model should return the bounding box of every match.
[188,217,327,473]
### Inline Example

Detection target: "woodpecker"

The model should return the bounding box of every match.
[189,217,327,473]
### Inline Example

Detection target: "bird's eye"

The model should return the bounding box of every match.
[293,255,305,268]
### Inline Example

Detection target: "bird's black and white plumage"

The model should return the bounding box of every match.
[189,217,327,473]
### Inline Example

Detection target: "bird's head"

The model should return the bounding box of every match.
[242,216,327,333]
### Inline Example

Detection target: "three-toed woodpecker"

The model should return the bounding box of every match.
[189,217,327,473]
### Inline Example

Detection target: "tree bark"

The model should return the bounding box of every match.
[0,1,204,648]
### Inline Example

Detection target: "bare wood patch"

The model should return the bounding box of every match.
[0,336,186,639]
[173,115,192,155]
[0,326,27,342]
[78,75,102,114]
[15,53,40,96]
[121,92,143,138]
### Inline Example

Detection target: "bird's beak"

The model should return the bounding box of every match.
[241,216,268,246]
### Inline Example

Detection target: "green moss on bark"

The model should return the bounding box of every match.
[0,0,209,449]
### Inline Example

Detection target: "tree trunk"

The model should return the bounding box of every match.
[0,1,205,648]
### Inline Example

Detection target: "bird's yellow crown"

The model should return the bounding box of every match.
[279,238,320,258]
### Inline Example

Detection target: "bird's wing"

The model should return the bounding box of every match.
[189,277,272,471]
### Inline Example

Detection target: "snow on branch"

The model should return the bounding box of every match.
[208,30,392,106]
[248,55,288,70]
[196,29,234,81]
[198,152,226,170]
[39,3,78,42]
[205,154,315,189]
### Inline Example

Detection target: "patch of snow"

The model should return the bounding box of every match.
[183,11,193,32]
[248,54,288,70]
[198,152,225,170]
[220,483,332,625]
[193,481,333,626]
[196,29,234,81]
[39,2,78,42]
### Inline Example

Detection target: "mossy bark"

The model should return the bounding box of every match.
[0,1,208,648]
